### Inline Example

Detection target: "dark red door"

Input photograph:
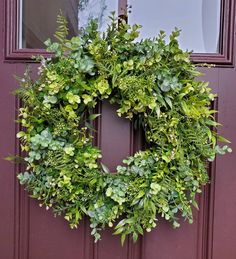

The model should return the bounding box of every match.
[1,0,236,259]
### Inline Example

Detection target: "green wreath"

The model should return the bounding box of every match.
[14,14,231,244]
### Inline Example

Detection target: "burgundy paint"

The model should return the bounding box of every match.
[1,0,236,258]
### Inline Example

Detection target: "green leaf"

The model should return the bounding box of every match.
[192,200,199,210]
[89,114,101,121]
[115,219,126,229]
[136,190,145,199]
[113,227,124,235]
[218,135,231,143]
[181,101,189,114]
[5,156,15,161]
[121,233,126,246]
[106,187,112,197]
[133,232,138,242]
[165,97,172,109]
[101,163,110,173]
[136,224,144,235]
[16,131,25,138]
[156,105,160,118]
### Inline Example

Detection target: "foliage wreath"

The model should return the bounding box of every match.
[15,14,231,244]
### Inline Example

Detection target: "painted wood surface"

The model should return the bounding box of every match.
[0,0,236,258]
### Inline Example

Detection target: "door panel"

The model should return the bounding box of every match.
[212,68,236,259]
[1,0,236,259]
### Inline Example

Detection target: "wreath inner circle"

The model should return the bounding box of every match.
[15,14,231,244]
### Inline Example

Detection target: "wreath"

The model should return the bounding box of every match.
[14,14,231,244]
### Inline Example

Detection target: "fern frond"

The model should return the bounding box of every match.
[54,12,69,44]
